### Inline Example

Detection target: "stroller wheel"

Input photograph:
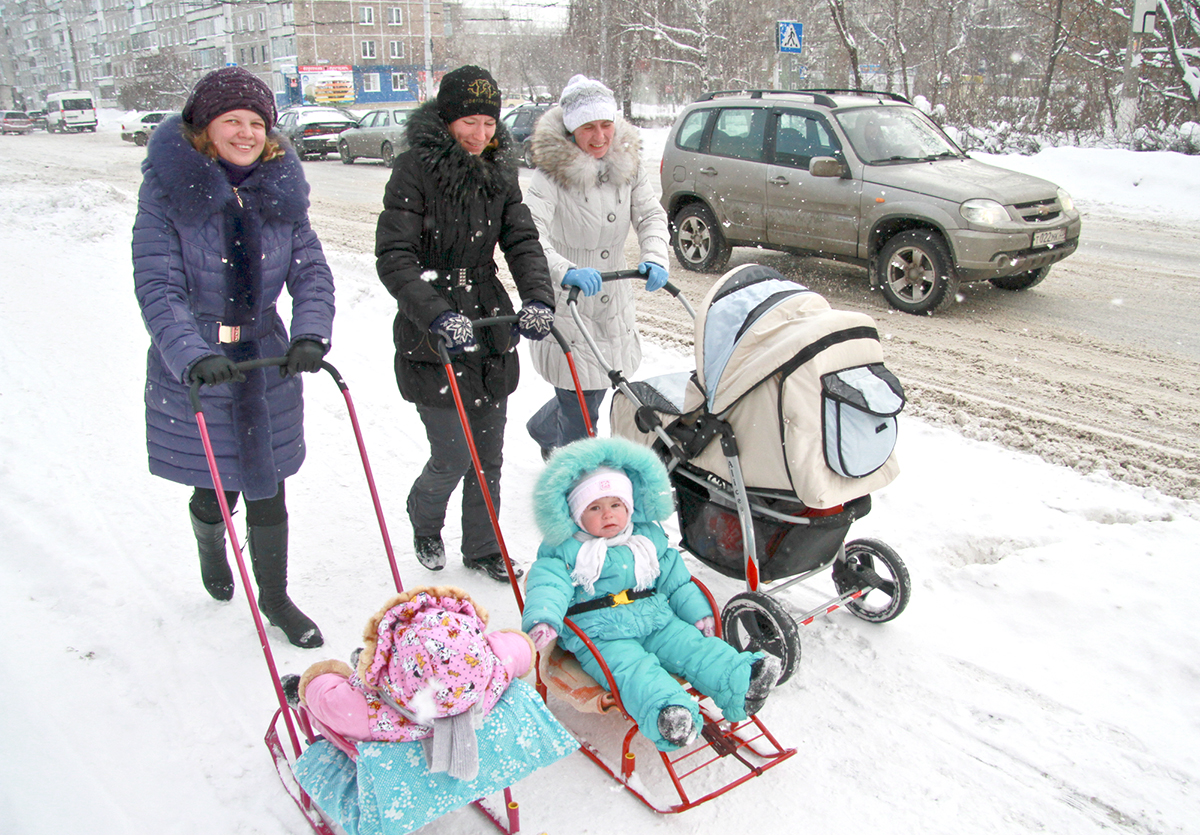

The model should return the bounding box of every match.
[721,591,800,685]
[833,538,911,624]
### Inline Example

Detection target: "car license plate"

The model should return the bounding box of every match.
[1032,228,1066,247]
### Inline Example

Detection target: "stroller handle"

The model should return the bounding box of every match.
[564,268,682,306]
[188,355,341,412]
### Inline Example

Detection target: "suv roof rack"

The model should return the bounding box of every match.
[695,88,911,108]
[696,89,838,108]
[795,88,911,105]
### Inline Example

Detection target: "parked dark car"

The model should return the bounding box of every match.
[1,111,34,135]
[26,110,47,130]
[121,111,174,146]
[501,102,553,168]
[275,106,358,160]
[660,89,1082,314]
[337,107,411,166]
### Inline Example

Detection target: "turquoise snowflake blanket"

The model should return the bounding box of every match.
[292,679,578,835]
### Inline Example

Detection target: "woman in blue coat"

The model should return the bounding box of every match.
[132,67,336,648]
[522,437,780,750]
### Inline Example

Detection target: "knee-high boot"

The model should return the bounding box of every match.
[248,521,324,648]
[190,509,234,602]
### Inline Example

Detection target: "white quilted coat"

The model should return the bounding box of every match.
[524,107,669,390]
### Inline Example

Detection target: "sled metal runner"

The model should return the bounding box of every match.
[434,305,795,814]
[191,356,520,834]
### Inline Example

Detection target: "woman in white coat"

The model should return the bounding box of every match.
[523,75,670,458]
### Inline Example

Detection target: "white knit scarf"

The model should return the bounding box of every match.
[571,521,660,595]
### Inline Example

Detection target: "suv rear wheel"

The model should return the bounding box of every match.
[381,141,396,167]
[989,266,1050,291]
[877,230,955,315]
[672,203,731,273]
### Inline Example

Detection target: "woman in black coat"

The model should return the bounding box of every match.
[376,66,555,582]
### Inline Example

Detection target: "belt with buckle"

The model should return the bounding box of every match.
[432,267,475,288]
[196,310,277,345]
[566,587,656,617]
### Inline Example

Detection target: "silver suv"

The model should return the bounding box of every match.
[660,90,1082,314]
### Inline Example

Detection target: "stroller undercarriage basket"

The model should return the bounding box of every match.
[672,465,870,584]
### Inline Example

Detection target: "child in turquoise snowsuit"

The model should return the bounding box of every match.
[522,436,779,750]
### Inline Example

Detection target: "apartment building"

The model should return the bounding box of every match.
[0,0,449,111]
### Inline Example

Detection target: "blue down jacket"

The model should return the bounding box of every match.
[523,437,760,749]
[132,115,335,498]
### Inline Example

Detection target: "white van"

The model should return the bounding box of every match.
[46,91,98,133]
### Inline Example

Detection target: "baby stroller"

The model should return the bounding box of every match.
[189,357,574,835]
[585,263,913,684]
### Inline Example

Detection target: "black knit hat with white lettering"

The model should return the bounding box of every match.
[182,66,277,130]
[436,65,502,124]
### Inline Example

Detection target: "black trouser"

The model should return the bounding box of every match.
[190,481,287,527]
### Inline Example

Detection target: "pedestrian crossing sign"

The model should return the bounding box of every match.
[778,21,803,54]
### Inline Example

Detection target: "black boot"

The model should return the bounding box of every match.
[190,510,234,601]
[248,521,324,648]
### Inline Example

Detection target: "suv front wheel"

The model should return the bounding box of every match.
[877,230,955,315]
[672,203,731,273]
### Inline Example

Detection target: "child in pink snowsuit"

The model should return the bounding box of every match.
[289,586,534,779]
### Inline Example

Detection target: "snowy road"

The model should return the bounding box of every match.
[6,127,1198,503]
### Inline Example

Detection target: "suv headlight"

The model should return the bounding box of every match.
[1057,188,1074,213]
[960,198,1008,227]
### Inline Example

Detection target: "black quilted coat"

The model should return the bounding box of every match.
[375,102,553,408]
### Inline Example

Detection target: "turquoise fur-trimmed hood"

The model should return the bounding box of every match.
[533,437,675,547]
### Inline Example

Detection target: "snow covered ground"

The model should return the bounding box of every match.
[1,114,1198,834]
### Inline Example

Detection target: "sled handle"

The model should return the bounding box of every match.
[189,355,401,591]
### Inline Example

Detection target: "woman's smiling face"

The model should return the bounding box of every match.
[448,114,497,155]
[572,120,615,159]
[206,109,266,165]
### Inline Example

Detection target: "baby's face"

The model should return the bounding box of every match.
[579,495,630,538]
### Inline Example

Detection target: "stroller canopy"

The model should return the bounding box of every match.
[694,264,837,414]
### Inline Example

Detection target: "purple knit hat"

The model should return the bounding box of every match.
[182,66,277,130]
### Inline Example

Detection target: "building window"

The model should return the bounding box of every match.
[361,7,374,24]
[391,72,405,91]
[389,40,403,59]
[363,73,380,93]
[388,7,403,25]
[361,40,376,59]
[239,47,246,64]
[258,11,266,30]
[250,45,257,64]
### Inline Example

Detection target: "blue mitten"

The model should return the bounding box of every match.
[639,261,669,292]
[429,310,476,353]
[562,267,603,296]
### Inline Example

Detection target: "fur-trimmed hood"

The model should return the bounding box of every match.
[530,106,643,193]
[403,101,519,207]
[141,113,310,226]
[533,437,675,547]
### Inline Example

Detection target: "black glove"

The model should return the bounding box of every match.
[517,300,554,341]
[282,339,326,377]
[429,310,476,354]
[190,354,245,386]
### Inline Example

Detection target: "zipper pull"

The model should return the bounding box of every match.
[232,186,244,208]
